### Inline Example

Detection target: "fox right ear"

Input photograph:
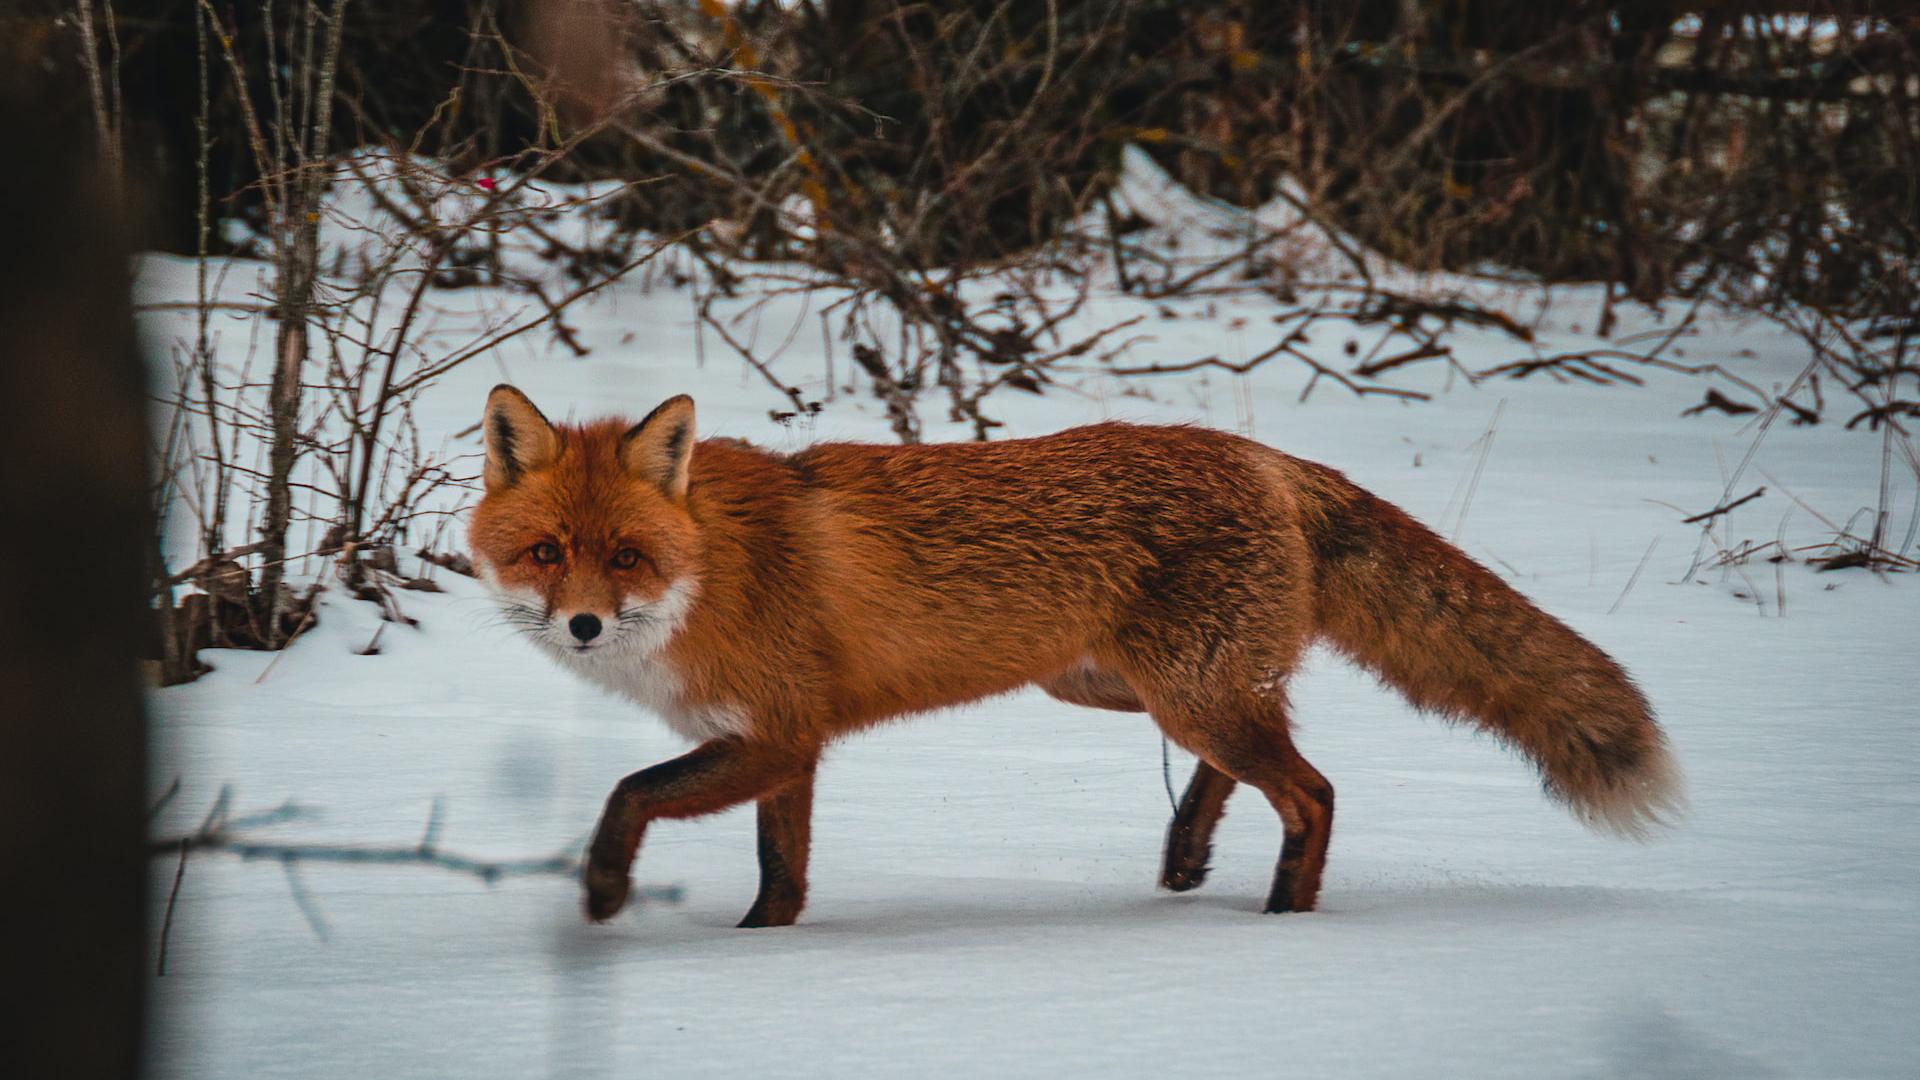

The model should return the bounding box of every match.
[483,385,558,490]
[620,394,695,501]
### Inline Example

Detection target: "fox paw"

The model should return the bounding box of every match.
[1160,840,1212,892]
[583,863,632,922]
[1160,862,1211,892]
[737,893,802,929]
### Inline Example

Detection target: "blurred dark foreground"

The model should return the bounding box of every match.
[0,72,152,1080]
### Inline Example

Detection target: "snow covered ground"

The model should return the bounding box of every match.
[140,153,1918,1078]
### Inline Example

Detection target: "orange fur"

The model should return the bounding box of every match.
[469,387,1680,926]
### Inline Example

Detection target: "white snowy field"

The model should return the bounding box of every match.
[140,154,1918,1078]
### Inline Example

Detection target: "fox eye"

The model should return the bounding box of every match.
[529,541,561,565]
[611,548,644,570]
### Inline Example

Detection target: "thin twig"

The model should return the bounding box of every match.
[1609,536,1661,615]
[1682,486,1765,525]
[1450,400,1506,542]
[252,598,319,684]
[1161,737,1176,816]
[281,858,331,942]
[156,838,190,976]
[149,776,183,821]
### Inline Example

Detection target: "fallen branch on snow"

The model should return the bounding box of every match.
[152,786,683,972]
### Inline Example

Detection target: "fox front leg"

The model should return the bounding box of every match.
[738,761,819,928]
[584,738,816,922]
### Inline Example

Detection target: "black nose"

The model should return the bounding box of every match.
[568,614,602,642]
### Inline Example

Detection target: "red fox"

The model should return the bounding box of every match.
[469,386,1680,926]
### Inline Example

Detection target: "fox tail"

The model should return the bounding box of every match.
[1291,461,1683,837]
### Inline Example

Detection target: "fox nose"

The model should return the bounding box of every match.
[567,614,602,643]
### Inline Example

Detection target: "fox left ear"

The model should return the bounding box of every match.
[620,395,695,501]
[483,385,559,491]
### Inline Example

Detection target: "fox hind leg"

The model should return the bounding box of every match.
[1040,665,1246,894]
[1146,697,1335,913]
[1040,665,1242,894]
[1264,751,1333,913]
[1161,761,1236,892]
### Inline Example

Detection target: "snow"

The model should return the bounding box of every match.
[138,150,1919,1078]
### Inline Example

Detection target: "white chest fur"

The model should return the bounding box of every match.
[556,647,748,743]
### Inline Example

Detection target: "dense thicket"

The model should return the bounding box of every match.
[13,1,1915,317]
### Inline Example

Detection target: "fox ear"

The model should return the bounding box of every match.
[620,395,695,501]
[483,385,558,490]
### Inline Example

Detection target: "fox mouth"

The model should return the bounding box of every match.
[566,634,625,655]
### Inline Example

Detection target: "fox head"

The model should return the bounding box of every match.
[469,385,702,662]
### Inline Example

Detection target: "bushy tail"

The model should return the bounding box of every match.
[1288,459,1683,837]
